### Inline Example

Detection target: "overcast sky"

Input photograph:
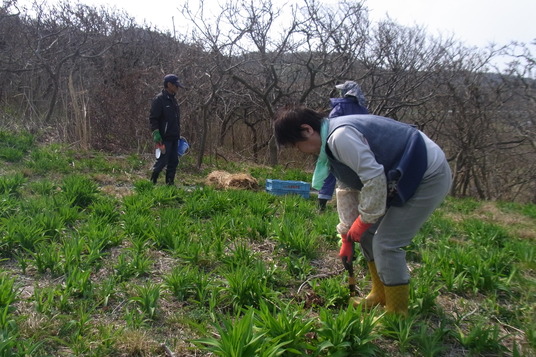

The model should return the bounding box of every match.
[366,0,535,47]
[33,0,536,48]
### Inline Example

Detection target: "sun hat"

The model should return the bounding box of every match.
[335,80,366,107]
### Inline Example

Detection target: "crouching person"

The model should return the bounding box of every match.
[273,105,452,316]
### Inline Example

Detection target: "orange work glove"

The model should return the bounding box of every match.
[347,216,373,242]
[339,234,353,264]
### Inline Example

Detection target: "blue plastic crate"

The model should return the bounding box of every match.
[266,179,310,199]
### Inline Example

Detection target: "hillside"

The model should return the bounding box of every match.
[0,131,535,356]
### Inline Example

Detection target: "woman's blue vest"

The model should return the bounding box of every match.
[326,115,428,206]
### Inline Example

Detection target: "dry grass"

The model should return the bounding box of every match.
[205,170,260,190]
[445,201,536,241]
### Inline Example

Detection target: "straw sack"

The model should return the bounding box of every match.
[205,170,259,190]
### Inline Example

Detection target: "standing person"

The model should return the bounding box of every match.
[149,74,184,185]
[274,106,452,316]
[317,81,369,211]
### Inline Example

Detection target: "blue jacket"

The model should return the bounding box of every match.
[329,97,368,118]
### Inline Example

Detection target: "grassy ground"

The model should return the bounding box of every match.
[0,130,535,356]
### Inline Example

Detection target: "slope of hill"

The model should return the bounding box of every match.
[0,131,534,356]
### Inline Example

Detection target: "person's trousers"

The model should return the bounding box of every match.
[318,173,336,200]
[152,139,179,184]
[359,159,452,286]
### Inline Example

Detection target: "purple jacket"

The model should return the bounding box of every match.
[329,97,369,118]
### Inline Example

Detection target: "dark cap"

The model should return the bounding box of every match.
[163,74,185,88]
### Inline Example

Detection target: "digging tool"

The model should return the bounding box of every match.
[340,236,356,297]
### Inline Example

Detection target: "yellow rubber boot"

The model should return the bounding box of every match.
[384,284,409,316]
[351,261,385,309]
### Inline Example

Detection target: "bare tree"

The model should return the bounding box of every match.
[500,41,536,151]
[494,41,536,201]
[2,0,534,202]
[423,43,535,202]
[179,0,371,165]
[0,0,138,149]
[358,19,457,121]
